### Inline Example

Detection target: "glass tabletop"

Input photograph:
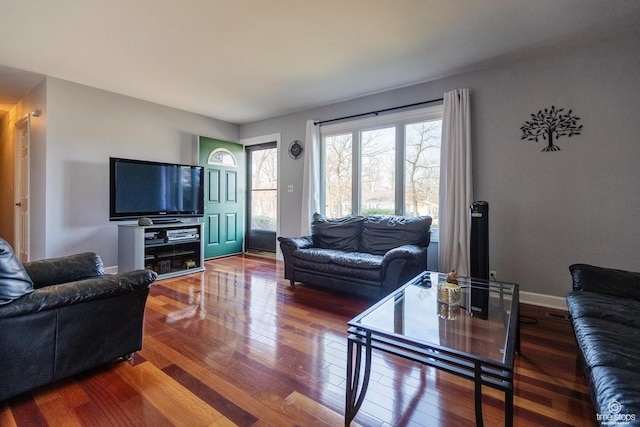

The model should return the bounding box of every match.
[349,271,519,366]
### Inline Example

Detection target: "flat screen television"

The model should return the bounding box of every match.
[109,157,204,221]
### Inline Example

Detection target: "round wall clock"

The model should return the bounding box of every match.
[288,140,303,159]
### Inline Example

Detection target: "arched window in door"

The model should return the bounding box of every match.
[207,148,237,167]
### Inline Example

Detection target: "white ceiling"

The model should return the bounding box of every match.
[1,0,639,124]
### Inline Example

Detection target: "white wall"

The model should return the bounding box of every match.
[240,32,640,298]
[40,77,238,266]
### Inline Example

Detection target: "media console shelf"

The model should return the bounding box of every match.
[118,223,205,279]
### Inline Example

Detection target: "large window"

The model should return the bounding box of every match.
[321,106,442,229]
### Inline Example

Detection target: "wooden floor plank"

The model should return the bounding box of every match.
[1,255,597,426]
[141,334,299,427]
[0,406,18,427]
[115,360,232,427]
[35,394,83,427]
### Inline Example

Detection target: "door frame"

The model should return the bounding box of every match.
[14,115,30,263]
[239,133,282,259]
[246,141,278,253]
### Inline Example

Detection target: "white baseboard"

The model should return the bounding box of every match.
[520,291,567,311]
[105,265,118,274]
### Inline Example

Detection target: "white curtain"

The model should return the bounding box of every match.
[438,88,473,276]
[301,120,321,236]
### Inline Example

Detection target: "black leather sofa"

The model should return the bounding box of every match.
[278,213,432,299]
[0,238,157,401]
[567,263,640,425]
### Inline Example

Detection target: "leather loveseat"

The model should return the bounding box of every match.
[566,263,640,425]
[0,238,157,401]
[278,213,432,299]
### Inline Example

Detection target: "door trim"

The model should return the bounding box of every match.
[239,133,282,260]
[246,142,277,254]
[14,115,30,263]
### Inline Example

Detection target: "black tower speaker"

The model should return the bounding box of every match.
[470,201,489,280]
[470,201,489,318]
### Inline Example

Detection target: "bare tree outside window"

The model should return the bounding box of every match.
[321,107,443,222]
[361,128,395,215]
[324,134,352,217]
[405,120,441,226]
[250,148,277,230]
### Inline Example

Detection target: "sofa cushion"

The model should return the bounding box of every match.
[0,238,34,305]
[293,247,382,269]
[290,257,381,282]
[330,251,383,270]
[572,317,640,371]
[590,365,640,422]
[292,248,343,264]
[311,213,364,251]
[567,290,640,329]
[359,215,432,255]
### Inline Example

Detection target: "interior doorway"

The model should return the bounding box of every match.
[246,142,277,254]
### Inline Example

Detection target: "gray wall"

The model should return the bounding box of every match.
[19,32,640,299]
[240,32,640,298]
[38,77,238,266]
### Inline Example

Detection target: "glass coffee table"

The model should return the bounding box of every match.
[345,271,519,426]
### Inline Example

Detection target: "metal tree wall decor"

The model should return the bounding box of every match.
[520,106,582,152]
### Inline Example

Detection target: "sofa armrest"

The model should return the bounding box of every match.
[379,245,427,296]
[277,236,314,251]
[24,252,105,288]
[0,269,157,319]
[278,236,314,283]
[569,263,640,300]
[381,244,425,268]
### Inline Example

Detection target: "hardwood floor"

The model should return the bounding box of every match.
[1,255,597,426]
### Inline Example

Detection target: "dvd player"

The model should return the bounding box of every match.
[166,228,199,241]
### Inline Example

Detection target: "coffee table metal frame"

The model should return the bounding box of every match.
[345,271,519,426]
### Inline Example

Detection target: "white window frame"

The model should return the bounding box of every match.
[320,105,443,223]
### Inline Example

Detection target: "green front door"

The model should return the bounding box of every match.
[199,137,245,258]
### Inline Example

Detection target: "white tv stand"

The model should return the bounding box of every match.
[118,222,205,279]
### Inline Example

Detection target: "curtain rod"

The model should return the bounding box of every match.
[314,97,444,126]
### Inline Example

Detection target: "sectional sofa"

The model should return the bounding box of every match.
[567,263,640,425]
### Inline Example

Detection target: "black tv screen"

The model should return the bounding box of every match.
[109,157,204,221]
